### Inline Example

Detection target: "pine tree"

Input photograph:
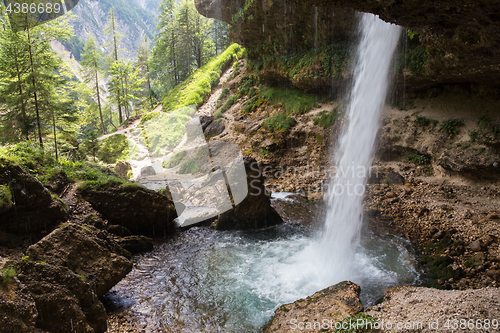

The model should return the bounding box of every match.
[80,36,106,135]
[136,36,155,110]
[105,8,125,124]
[0,14,73,149]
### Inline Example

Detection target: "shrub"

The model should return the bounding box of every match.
[468,130,478,142]
[178,148,210,174]
[406,152,429,165]
[415,115,438,127]
[260,87,318,114]
[313,109,339,129]
[178,157,201,174]
[97,134,129,164]
[0,185,12,211]
[214,112,223,120]
[163,150,186,168]
[440,119,464,136]
[220,87,230,100]
[0,267,17,285]
[220,95,236,113]
[407,46,428,75]
[477,115,493,130]
[162,44,244,111]
[262,114,296,133]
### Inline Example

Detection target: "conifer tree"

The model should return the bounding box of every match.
[80,36,106,135]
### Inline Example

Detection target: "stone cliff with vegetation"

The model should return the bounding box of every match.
[1,0,500,331]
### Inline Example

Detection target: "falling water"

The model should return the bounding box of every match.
[105,12,421,332]
[321,13,402,281]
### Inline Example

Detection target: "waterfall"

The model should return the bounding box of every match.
[321,13,402,282]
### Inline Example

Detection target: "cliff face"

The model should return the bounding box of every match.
[195,0,356,57]
[195,0,500,89]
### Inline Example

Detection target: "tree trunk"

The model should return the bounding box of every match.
[52,112,58,161]
[111,9,123,124]
[95,68,106,135]
[27,26,43,148]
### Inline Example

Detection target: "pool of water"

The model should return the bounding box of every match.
[103,199,422,332]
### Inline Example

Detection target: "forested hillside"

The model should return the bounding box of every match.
[64,0,162,60]
[0,0,231,162]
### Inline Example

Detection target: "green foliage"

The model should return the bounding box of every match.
[415,115,438,127]
[334,313,377,333]
[0,267,17,285]
[138,107,194,156]
[262,114,296,133]
[77,178,125,192]
[478,116,492,130]
[178,157,199,174]
[407,30,417,40]
[214,112,223,120]
[0,185,12,211]
[260,87,317,114]
[162,44,244,111]
[440,119,464,136]
[220,95,237,113]
[151,0,231,93]
[178,148,209,174]
[97,134,129,164]
[163,150,186,168]
[407,46,428,75]
[468,130,478,142]
[406,152,429,165]
[219,88,230,100]
[1,142,125,191]
[313,109,339,129]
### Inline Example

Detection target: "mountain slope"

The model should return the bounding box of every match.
[65,0,161,60]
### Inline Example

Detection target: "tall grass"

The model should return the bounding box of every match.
[162,44,244,111]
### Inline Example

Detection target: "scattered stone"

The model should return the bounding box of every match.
[114,161,132,179]
[470,241,482,252]
[386,171,405,185]
[140,166,156,177]
[366,286,500,332]
[263,281,363,333]
[386,191,396,198]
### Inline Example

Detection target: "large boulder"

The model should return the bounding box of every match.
[204,120,225,138]
[16,261,108,333]
[0,277,38,333]
[263,281,364,332]
[78,183,178,236]
[114,161,132,179]
[26,223,132,298]
[212,156,283,230]
[0,158,68,235]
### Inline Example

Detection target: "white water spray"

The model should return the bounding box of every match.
[321,14,402,282]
